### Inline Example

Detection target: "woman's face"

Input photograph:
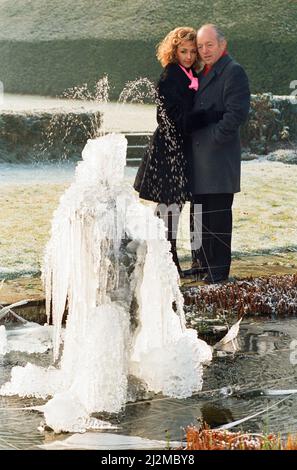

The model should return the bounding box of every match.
[176,40,197,68]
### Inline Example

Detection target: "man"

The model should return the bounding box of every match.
[184,24,250,283]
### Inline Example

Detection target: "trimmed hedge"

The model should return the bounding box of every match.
[0,38,296,100]
[0,110,102,163]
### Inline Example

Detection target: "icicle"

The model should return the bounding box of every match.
[1,134,212,432]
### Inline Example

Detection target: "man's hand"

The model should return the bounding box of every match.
[184,105,224,134]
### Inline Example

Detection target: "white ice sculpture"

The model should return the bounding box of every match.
[0,134,212,433]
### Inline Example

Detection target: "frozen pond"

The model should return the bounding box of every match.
[0,162,76,186]
[1,318,297,449]
[0,161,137,186]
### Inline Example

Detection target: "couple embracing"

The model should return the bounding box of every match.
[134,24,250,284]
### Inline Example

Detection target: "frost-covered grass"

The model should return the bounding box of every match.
[0,160,296,279]
[177,160,297,259]
[0,183,68,278]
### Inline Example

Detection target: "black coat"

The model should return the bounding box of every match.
[134,63,196,205]
[191,55,250,194]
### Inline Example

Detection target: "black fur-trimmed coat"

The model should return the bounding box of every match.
[133,63,196,205]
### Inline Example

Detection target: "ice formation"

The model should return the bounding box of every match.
[0,134,212,432]
[0,323,53,355]
[0,325,7,355]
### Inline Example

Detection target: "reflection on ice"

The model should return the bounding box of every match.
[38,432,181,450]
[0,323,53,355]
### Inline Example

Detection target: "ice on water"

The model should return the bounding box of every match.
[0,134,212,432]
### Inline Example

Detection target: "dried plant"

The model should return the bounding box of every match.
[186,424,283,450]
[242,93,289,154]
[183,274,297,317]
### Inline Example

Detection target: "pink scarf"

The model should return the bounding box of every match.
[179,65,199,91]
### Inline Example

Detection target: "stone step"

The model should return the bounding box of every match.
[125,132,151,165]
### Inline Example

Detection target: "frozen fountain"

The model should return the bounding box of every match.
[0,82,212,433]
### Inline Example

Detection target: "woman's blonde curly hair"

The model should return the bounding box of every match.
[156,27,199,68]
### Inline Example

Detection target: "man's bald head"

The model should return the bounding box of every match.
[198,24,226,42]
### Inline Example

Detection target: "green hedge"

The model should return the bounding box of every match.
[0,110,102,163]
[0,38,296,100]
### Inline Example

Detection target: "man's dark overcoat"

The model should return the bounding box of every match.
[191,54,250,194]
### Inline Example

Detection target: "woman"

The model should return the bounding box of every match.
[134,27,220,274]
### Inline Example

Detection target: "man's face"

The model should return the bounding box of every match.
[197,27,226,66]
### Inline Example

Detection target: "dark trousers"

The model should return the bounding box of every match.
[190,194,234,277]
[155,203,183,273]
